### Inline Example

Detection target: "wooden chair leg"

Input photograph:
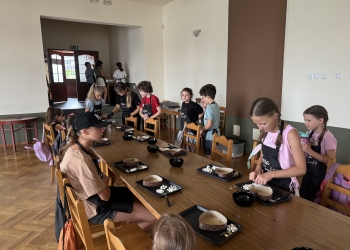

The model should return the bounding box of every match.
[51,166,55,181]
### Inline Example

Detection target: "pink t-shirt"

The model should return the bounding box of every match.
[309,130,337,155]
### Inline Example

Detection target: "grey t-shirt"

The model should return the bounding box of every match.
[204,102,221,140]
[85,99,105,112]
[85,68,95,84]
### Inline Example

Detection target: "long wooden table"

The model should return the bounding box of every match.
[92,126,350,250]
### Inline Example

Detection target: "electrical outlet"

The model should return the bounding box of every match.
[252,128,260,140]
[233,125,240,136]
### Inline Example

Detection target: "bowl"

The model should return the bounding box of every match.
[250,186,273,201]
[123,158,139,167]
[232,191,256,207]
[292,248,315,250]
[199,210,227,231]
[143,175,163,187]
[147,137,157,144]
[147,145,159,153]
[215,167,234,178]
[124,131,133,136]
[169,157,184,167]
[122,134,133,141]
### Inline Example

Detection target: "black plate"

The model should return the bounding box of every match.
[132,135,150,142]
[114,161,149,174]
[179,205,242,245]
[197,164,242,182]
[234,181,291,205]
[159,147,187,157]
[116,125,133,131]
[93,140,110,147]
[135,176,182,198]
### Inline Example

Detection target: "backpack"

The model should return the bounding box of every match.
[25,125,53,166]
[52,131,68,157]
[314,162,350,216]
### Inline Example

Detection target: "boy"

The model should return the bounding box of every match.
[199,84,220,157]
[85,62,95,90]
[137,81,162,120]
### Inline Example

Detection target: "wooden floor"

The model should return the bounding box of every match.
[0,128,248,249]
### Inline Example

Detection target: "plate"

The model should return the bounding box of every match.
[234,181,291,205]
[133,135,150,142]
[116,125,133,131]
[197,164,241,182]
[135,176,182,198]
[159,147,187,157]
[93,139,111,147]
[114,161,149,174]
[179,205,242,245]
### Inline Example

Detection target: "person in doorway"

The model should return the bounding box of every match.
[94,60,110,105]
[85,62,95,90]
[108,82,141,130]
[138,81,162,121]
[113,62,127,83]
[180,87,203,130]
[85,84,106,117]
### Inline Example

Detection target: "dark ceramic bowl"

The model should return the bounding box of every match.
[147,145,159,153]
[147,137,157,144]
[124,131,134,136]
[169,157,184,167]
[292,248,315,250]
[122,134,133,141]
[232,191,256,207]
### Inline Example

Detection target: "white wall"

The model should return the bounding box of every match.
[0,0,164,115]
[162,0,228,105]
[282,0,350,129]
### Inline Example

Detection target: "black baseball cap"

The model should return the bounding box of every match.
[73,112,110,131]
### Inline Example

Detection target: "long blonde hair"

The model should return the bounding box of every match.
[85,84,104,102]
[114,82,132,108]
[152,214,196,250]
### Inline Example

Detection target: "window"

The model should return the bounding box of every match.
[51,54,63,83]
[64,56,76,79]
[78,55,95,82]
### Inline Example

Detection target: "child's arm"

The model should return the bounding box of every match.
[150,106,162,119]
[253,129,306,185]
[249,154,263,181]
[85,100,92,112]
[302,144,335,164]
[201,119,212,131]
[198,112,204,119]
[130,106,140,117]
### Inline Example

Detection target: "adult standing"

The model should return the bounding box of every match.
[94,60,110,105]
[113,62,127,83]
[85,62,95,90]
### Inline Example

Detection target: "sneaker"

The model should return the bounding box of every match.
[104,103,110,106]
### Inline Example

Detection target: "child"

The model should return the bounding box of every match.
[113,62,127,83]
[94,60,110,105]
[299,105,337,201]
[85,84,105,116]
[45,107,64,138]
[152,214,196,250]
[108,82,141,129]
[199,84,220,157]
[59,112,156,230]
[249,97,306,193]
[85,62,95,90]
[180,87,204,130]
[138,81,162,121]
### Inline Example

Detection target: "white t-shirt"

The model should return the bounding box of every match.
[113,69,127,83]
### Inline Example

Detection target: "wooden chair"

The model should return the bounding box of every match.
[104,219,153,250]
[124,116,138,130]
[320,162,350,215]
[210,133,233,167]
[219,106,226,135]
[182,122,201,154]
[250,140,260,172]
[144,119,158,138]
[43,122,57,180]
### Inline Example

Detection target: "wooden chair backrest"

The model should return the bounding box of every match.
[183,122,201,154]
[320,162,350,215]
[125,116,138,129]
[219,106,226,135]
[211,134,233,167]
[43,122,55,148]
[144,119,158,138]
[104,219,127,250]
[250,140,260,172]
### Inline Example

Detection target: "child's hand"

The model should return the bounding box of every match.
[143,114,149,120]
[301,142,311,154]
[254,172,274,185]
[249,171,257,181]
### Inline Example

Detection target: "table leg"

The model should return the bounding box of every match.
[34,119,39,140]
[24,125,29,146]
[10,124,16,152]
[0,124,6,149]
[172,115,175,131]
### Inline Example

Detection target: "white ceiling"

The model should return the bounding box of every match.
[123,0,173,7]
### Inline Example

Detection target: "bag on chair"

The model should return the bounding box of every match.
[174,124,187,148]
[25,125,53,166]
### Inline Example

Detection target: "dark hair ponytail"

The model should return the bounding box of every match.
[304,105,329,142]
[46,107,63,124]
[250,98,283,145]
[116,62,123,72]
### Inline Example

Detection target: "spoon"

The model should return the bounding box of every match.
[268,194,290,203]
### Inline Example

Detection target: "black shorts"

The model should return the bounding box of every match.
[89,207,115,224]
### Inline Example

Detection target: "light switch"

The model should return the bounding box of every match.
[233,125,240,136]
[313,74,320,79]
[252,128,260,140]
[308,74,313,80]
[336,72,342,79]
[321,73,328,79]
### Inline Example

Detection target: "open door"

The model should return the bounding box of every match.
[74,51,99,102]
[48,50,67,102]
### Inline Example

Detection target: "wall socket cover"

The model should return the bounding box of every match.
[336,72,342,79]
[252,128,260,140]
[313,74,320,79]
[233,125,240,136]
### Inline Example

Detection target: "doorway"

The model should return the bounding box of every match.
[48,49,99,103]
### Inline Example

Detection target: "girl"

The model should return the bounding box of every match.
[58,112,156,230]
[112,62,127,83]
[45,107,64,138]
[152,214,196,250]
[299,105,337,201]
[138,81,162,121]
[180,87,204,130]
[85,84,105,116]
[108,82,141,130]
[94,60,110,104]
[249,98,306,193]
